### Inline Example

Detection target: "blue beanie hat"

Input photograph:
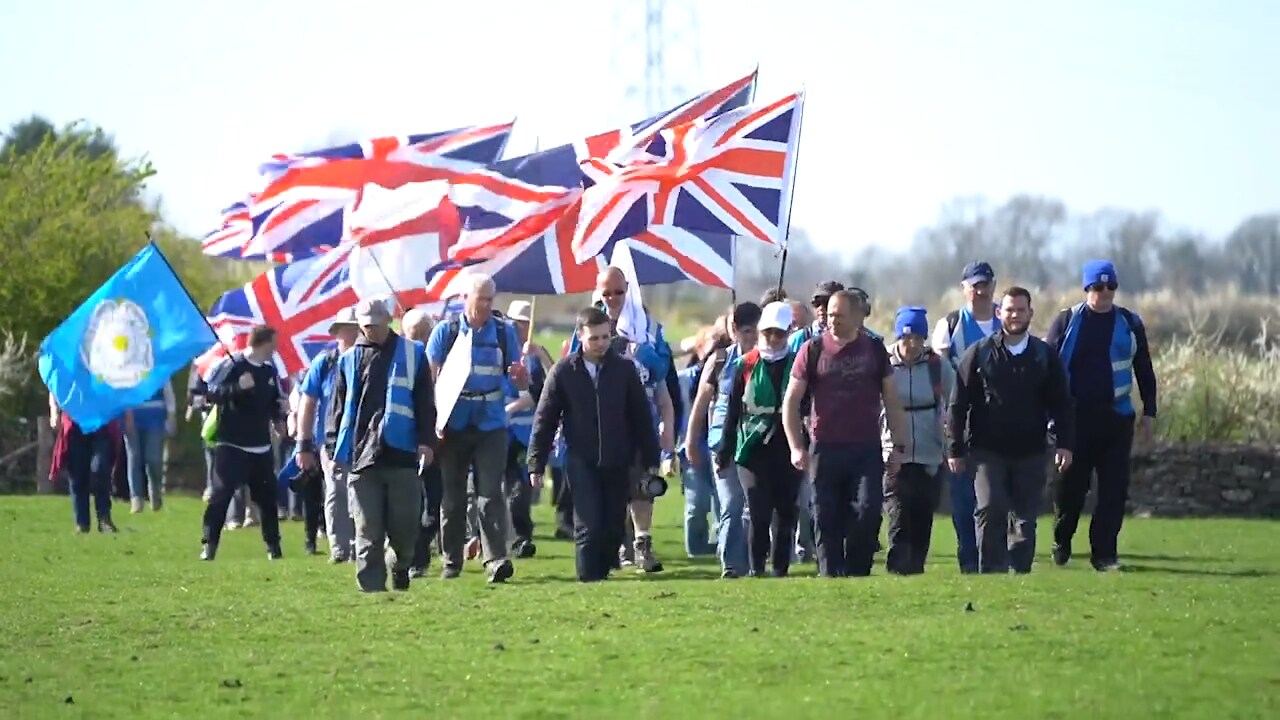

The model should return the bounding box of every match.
[1082,260,1119,290]
[894,306,929,339]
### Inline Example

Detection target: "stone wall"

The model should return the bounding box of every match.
[1123,442,1279,518]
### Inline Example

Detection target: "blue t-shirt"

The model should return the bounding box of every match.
[427,316,523,432]
[300,349,339,443]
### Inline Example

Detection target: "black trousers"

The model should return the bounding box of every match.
[203,446,280,549]
[884,463,943,575]
[565,454,629,582]
[300,471,324,545]
[737,442,802,577]
[812,443,884,577]
[973,451,1046,574]
[505,441,534,543]
[552,465,573,535]
[411,464,443,570]
[1054,409,1135,563]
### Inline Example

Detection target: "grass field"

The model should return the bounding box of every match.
[0,496,1276,719]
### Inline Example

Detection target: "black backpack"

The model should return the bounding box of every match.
[442,311,514,376]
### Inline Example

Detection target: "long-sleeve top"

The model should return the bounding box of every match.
[326,333,437,474]
[206,355,286,451]
[716,355,791,470]
[527,348,659,475]
[881,346,953,471]
[947,333,1075,459]
[1045,305,1157,417]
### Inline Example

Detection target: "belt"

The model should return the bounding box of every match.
[904,402,938,412]
[459,389,504,402]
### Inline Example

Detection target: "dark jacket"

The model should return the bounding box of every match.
[325,332,437,474]
[207,356,285,448]
[527,347,659,475]
[947,333,1075,459]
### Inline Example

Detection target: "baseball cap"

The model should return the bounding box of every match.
[961,261,995,284]
[506,300,532,323]
[759,302,793,332]
[1082,260,1119,290]
[811,280,845,304]
[354,298,391,327]
[328,307,360,334]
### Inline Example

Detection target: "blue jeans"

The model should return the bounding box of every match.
[811,443,884,577]
[124,425,165,501]
[680,450,719,557]
[947,467,979,572]
[67,424,114,528]
[713,459,749,575]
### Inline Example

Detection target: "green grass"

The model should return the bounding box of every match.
[0,496,1276,719]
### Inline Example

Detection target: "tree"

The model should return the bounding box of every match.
[1,115,119,163]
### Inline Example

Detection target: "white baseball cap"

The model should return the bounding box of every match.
[506,300,532,323]
[759,301,793,332]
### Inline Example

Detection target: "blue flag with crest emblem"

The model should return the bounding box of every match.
[38,243,217,432]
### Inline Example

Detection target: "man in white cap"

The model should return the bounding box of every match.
[296,307,362,562]
[322,298,438,592]
[503,300,552,557]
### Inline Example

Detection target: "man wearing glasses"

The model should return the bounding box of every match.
[931,261,1000,574]
[1045,260,1158,572]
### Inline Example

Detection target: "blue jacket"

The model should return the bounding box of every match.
[427,315,522,433]
[333,335,427,463]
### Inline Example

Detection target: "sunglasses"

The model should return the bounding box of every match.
[600,290,626,298]
[1088,282,1118,292]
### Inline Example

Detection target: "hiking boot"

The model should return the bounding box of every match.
[75,525,90,534]
[267,544,283,560]
[304,540,319,556]
[407,566,426,579]
[98,518,118,533]
[440,565,462,580]
[130,498,144,514]
[391,571,411,591]
[330,554,349,565]
[487,559,514,584]
[720,569,739,579]
[200,544,218,561]
[635,535,663,573]
[619,542,635,568]
[150,496,163,512]
[1052,544,1071,566]
[1092,559,1123,573]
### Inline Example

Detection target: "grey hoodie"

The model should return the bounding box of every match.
[880,343,954,472]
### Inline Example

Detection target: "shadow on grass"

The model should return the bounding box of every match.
[1122,553,1232,563]
[1122,564,1273,579]
[517,566,722,585]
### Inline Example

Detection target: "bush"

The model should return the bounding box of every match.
[1151,327,1280,442]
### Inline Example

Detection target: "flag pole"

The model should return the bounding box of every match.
[774,87,806,294]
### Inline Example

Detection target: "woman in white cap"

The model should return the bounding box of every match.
[715,301,803,578]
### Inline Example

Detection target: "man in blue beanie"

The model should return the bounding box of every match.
[1045,260,1158,572]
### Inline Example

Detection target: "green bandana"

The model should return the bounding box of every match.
[734,352,794,466]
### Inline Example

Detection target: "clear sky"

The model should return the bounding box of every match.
[2,0,1277,256]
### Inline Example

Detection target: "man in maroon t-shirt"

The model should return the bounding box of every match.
[783,290,908,577]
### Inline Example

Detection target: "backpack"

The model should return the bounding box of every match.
[803,332,889,388]
[442,312,514,376]
[900,350,945,411]
[975,336,1049,379]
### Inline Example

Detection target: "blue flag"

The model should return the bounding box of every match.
[38,243,217,432]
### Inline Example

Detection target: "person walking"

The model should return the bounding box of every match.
[49,393,120,533]
[294,307,361,561]
[502,299,550,559]
[1045,260,1158,571]
[931,260,1000,574]
[200,325,287,561]
[326,299,437,592]
[783,290,908,578]
[881,307,952,575]
[678,322,729,557]
[686,302,760,578]
[396,308,445,578]
[716,302,804,578]
[527,307,661,582]
[122,383,176,513]
[426,274,528,583]
[946,287,1075,574]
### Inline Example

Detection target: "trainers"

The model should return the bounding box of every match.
[487,559,514,584]
[304,540,319,556]
[1052,544,1071,566]
[720,569,739,579]
[407,566,425,579]
[98,518,118,533]
[329,554,349,564]
[513,539,537,559]
[440,565,462,580]
[391,571,411,591]
[150,497,163,512]
[635,535,664,573]
[267,544,283,560]
[619,543,635,568]
[1092,559,1123,572]
[130,498,144,514]
[200,544,218,561]
[75,525,90,534]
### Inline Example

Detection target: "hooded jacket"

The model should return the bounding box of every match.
[880,344,952,471]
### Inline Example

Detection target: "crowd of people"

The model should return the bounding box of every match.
[48,256,1159,586]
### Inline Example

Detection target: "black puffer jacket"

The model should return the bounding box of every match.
[527,348,659,475]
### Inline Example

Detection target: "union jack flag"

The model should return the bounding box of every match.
[206,248,357,375]
[573,91,805,263]
[202,124,513,262]
[440,72,756,295]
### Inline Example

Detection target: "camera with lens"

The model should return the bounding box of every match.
[637,472,668,498]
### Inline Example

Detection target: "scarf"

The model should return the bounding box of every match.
[735,352,795,465]
[758,343,789,362]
